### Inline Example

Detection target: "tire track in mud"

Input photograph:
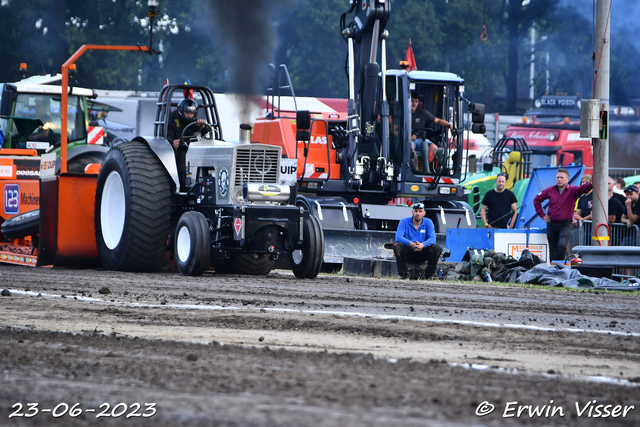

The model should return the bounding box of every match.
[6,266,640,332]
[2,264,640,425]
[3,284,640,381]
[1,325,640,427]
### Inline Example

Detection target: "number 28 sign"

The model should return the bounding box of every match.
[4,184,20,215]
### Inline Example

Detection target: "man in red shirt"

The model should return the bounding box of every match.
[534,169,592,261]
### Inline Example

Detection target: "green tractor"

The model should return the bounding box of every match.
[461,137,532,227]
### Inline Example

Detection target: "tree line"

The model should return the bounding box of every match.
[1,0,637,113]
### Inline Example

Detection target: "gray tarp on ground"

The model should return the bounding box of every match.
[492,250,640,291]
[515,264,640,290]
[502,262,640,291]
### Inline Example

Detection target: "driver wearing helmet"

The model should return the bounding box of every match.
[167,98,206,149]
[167,98,206,188]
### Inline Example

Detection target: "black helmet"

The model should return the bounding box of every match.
[177,98,198,118]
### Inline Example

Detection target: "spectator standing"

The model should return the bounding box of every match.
[534,168,592,261]
[607,177,625,223]
[620,185,640,246]
[394,203,442,279]
[611,179,627,206]
[613,177,626,197]
[480,173,518,229]
[572,174,593,226]
[622,185,640,228]
[571,176,622,245]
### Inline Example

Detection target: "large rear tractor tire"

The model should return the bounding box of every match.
[231,253,274,275]
[290,215,324,279]
[210,250,234,274]
[210,252,274,275]
[175,211,211,276]
[94,141,172,272]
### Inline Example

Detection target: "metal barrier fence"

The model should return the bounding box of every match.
[572,221,640,277]
[572,221,640,247]
[610,167,640,178]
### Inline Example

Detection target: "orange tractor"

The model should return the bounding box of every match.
[0,42,158,267]
[0,73,113,265]
[251,0,486,267]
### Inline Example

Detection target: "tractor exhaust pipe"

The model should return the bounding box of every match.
[239,123,252,144]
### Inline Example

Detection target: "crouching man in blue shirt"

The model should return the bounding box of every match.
[394,202,442,279]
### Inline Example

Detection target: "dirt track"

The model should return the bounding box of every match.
[1,264,640,426]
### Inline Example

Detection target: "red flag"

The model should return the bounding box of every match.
[405,39,417,72]
[164,78,169,86]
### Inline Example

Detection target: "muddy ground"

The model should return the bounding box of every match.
[1,264,639,426]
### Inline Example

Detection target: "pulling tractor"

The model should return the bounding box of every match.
[93,84,323,278]
[2,43,322,277]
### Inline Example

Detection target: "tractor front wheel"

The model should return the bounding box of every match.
[175,211,211,276]
[290,215,324,279]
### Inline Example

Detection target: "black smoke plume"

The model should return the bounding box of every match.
[208,0,275,122]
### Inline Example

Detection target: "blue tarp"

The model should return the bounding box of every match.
[515,165,585,230]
